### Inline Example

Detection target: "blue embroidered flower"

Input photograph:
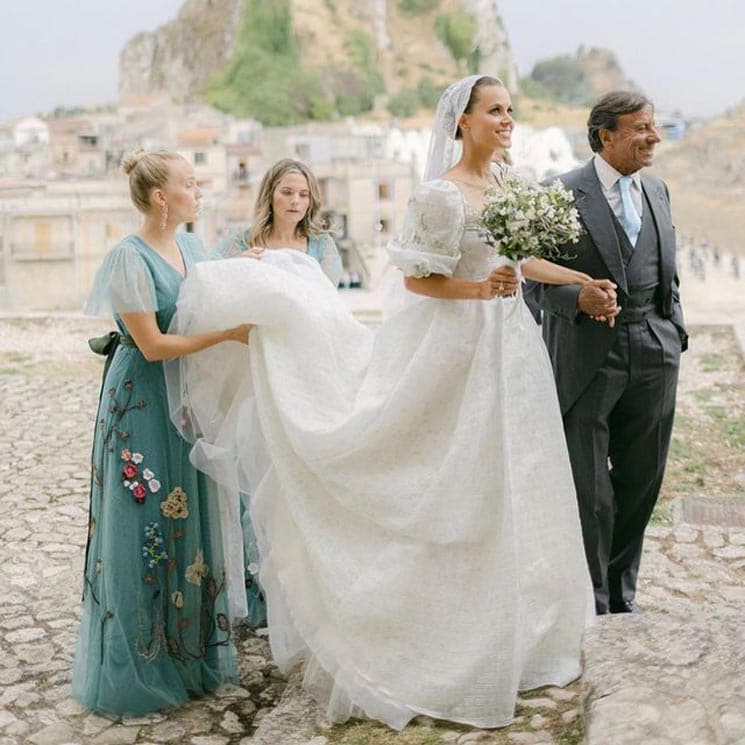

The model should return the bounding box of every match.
[142,522,168,569]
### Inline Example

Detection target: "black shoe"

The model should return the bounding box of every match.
[609,600,643,614]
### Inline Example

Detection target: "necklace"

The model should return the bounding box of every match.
[450,174,499,191]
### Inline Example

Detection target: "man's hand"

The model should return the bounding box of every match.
[577,279,621,327]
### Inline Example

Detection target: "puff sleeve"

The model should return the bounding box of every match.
[84,239,157,317]
[387,180,465,278]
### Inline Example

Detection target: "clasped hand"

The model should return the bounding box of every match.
[578,279,620,327]
[481,266,520,299]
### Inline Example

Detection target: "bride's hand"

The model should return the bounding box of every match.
[240,246,265,260]
[223,323,254,344]
[479,266,519,299]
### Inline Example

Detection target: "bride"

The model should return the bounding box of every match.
[169,75,597,730]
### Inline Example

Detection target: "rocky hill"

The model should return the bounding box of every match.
[119,0,517,124]
[523,46,635,106]
[119,0,244,104]
[654,104,745,254]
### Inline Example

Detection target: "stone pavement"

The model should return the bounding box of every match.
[0,315,743,745]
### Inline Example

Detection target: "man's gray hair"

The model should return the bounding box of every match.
[587,90,653,153]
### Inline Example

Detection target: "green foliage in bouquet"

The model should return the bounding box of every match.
[478,177,583,262]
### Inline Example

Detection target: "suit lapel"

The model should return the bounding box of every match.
[573,161,628,294]
[641,175,674,298]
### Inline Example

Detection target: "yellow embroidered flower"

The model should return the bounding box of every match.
[160,487,189,519]
[171,591,184,609]
[185,550,209,586]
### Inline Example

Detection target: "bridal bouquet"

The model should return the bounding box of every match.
[478,176,583,262]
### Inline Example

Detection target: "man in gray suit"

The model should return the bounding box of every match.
[525,91,687,615]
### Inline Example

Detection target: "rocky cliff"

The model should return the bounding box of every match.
[119,0,517,120]
[525,46,635,106]
[119,0,244,103]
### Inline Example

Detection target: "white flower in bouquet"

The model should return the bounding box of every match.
[478,176,583,263]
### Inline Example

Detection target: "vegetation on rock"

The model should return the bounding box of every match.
[522,46,633,106]
[434,11,478,72]
[208,0,331,125]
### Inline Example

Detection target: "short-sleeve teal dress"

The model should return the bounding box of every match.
[217,228,343,287]
[72,233,237,717]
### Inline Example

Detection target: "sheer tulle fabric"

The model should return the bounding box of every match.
[167,183,593,729]
[73,234,237,717]
[215,229,344,287]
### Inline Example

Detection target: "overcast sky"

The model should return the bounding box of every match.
[498,0,745,117]
[1,0,743,123]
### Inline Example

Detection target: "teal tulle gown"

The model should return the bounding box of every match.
[72,233,237,717]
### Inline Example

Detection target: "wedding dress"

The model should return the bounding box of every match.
[168,178,594,730]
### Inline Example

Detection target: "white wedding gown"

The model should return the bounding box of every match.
[169,180,594,730]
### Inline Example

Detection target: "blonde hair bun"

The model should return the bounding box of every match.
[120,149,147,175]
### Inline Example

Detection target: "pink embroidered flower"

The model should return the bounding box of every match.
[120,448,132,461]
[133,483,147,502]
[122,463,138,479]
[142,468,154,481]
[148,479,161,494]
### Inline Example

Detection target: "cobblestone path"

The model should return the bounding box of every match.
[1,317,743,745]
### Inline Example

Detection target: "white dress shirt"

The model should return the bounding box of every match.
[593,154,643,223]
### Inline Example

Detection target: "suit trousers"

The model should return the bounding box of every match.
[563,314,681,613]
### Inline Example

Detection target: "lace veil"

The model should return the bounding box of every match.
[422,74,503,182]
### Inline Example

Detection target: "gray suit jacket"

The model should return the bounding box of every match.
[524,159,687,415]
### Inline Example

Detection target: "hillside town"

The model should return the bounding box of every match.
[0,95,589,311]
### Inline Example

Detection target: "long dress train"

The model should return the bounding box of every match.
[168,181,594,729]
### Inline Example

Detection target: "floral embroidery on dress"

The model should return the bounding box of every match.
[98,380,147,454]
[121,449,161,504]
[142,523,168,568]
[171,591,184,609]
[160,487,189,519]
[185,550,209,586]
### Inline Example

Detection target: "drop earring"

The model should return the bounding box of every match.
[160,202,168,231]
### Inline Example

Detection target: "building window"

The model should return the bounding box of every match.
[194,152,207,165]
[377,182,391,201]
[376,218,390,234]
[295,143,310,160]
[234,161,249,182]
[318,178,329,202]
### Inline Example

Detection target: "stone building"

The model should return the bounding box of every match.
[0,179,137,310]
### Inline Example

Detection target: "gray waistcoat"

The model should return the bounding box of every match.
[611,188,661,293]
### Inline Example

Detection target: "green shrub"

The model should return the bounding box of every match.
[434,12,477,68]
[416,77,443,108]
[397,0,440,15]
[518,76,552,100]
[529,55,588,105]
[387,88,420,117]
[208,0,331,125]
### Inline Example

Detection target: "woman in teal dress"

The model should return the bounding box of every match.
[217,158,343,627]
[219,158,343,285]
[72,150,252,717]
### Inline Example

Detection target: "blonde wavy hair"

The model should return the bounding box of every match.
[120,149,184,213]
[248,159,326,247]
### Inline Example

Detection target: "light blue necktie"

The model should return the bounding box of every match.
[617,175,641,247]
